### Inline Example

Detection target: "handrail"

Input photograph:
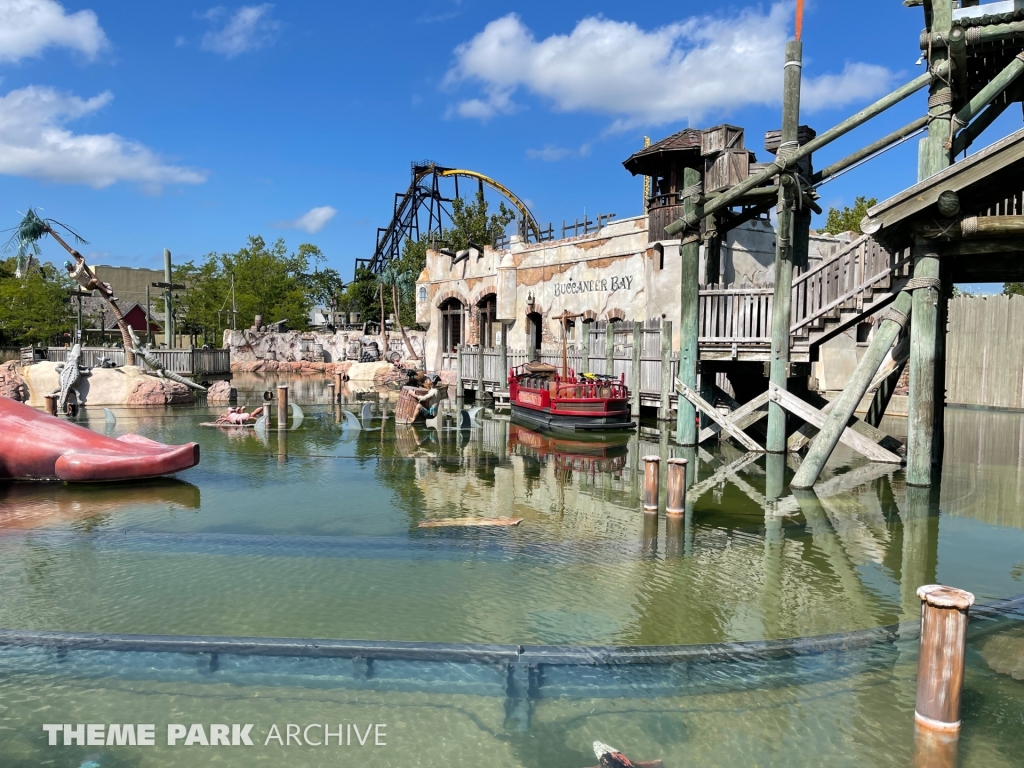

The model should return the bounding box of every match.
[792,233,871,287]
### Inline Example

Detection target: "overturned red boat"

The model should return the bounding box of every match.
[0,396,200,482]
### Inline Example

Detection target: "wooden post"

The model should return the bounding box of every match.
[44,395,57,416]
[631,321,642,419]
[499,323,508,390]
[277,385,288,430]
[659,319,673,421]
[767,39,802,454]
[791,291,912,488]
[765,452,787,502]
[456,346,464,401]
[677,165,702,445]
[581,320,591,374]
[915,584,974,732]
[477,342,484,400]
[642,455,660,513]
[333,372,344,400]
[666,457,687,515]
[163,248,174,349]
[605,322,614,376]
[908,243,941,487]
[933,273,950,467]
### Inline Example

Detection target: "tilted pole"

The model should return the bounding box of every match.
[767,40,803,453]
[676,166,702,445]
[791,292,911,488]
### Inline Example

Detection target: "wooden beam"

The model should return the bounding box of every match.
[787,391,906,455]
[676,378,764,452]
[698,390,769,443]
[771,385,903,464]
[676,166,702,445]
[688,451,762,500]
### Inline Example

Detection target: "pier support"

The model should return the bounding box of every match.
[791,292,911,488]
[642,455,660,513]
[605,322,614,376]
[676,166,702,446]
[908,244,942,486]
[767,40,803,454]
[659,319,673,421]
[476,343,484,401]
[277,385,288,430]
[631,322,642,420]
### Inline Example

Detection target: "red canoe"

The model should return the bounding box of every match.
[0,396,200,482]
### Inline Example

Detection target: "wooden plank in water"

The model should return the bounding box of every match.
[418,517,524,528]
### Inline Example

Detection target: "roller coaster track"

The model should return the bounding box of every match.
[356,162,541,276]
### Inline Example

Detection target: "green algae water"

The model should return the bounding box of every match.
[0,374,1023,766]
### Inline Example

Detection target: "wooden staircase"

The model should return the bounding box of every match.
[698,235,912,362]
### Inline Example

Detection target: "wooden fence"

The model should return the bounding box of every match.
[38,347,230,379]
[946,295,1024,410]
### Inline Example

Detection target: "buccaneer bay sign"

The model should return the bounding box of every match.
[553,275,634,298]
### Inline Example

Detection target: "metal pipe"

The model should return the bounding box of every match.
[666,457,687,515]
[665,65,944,236]
[642,455,660,513]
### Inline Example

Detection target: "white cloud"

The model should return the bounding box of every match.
[283,206,337,233]
[526,144,590,161]
[201,4,280,58]
[0,85,208,190]
[174,35,187,47]
[0,0,108,63]
[445,7,897,130]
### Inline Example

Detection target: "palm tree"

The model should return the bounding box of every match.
[378,265,419,359]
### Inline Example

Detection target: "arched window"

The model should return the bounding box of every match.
[477,293,497,347]
[418,286,427,303]
[439,298,464,352]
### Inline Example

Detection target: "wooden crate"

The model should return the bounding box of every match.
[704,150,753,193]
[701,124,745,156]
[764,125,817,154]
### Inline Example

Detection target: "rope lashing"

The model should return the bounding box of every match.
[773,140,800,170]
[966,27,981,45]
[961,216,978,236]
[678,182,703,201]
[904,276,942,292]
[884,307,910,329]
[927,91,953,108]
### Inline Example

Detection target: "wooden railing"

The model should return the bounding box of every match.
[698,235,911,345]
[41,347,230,377]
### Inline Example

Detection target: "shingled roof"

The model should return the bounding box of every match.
[622,129,703,177]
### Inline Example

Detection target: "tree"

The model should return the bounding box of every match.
[1004,282,1024,296]
[0,257,74,346]
[823,196,877,235]
[379,264,418,358]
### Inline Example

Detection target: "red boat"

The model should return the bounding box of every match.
[0,396,200,482]
[508,361,635,433]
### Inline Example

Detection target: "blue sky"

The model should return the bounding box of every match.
[0,1,1017,292]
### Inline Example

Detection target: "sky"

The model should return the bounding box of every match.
[0,0,1018,292]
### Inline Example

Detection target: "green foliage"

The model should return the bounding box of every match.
[0,257,74,346]
[169,236,340,342]
[823,196,878,235]
[447,191,516,251]
[1003,282,1024,296]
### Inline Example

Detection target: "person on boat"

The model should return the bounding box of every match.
[416,374,441,419]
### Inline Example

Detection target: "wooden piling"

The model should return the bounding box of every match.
[44,395,57,416]
[677,165,702,446]
[277,385,288,429]
[908,245,941,487]
[581,320,591,374]
[642,455,660,513]
[666,457,687,515]
[456,346,464,401]
[631,322,642,420]
[605,322,615,377]
[767,39,802,454]
[915,584,974,732]
[659,320,673,421]
[333,372,344,400]
[499,323,508,386]
[477,343,485,400]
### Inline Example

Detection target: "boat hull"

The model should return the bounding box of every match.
[511,403,635,433]
[0,396,200,482]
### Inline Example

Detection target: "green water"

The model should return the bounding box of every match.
[0,374,1023,765]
